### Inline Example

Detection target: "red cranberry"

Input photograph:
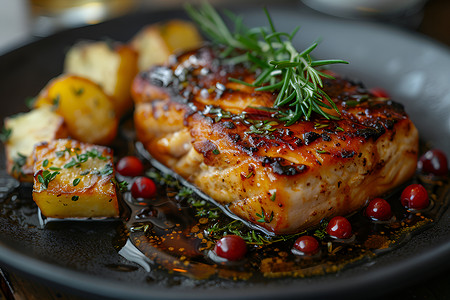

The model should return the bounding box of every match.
[293,236,320,255]
[365,198,392,221]
[418,149,448,176]
[400,184,429,210]
[370,87,389,98]
[326,216,352,239]
[131,177,157,199]
[116,156,144,177]
[214,235,247,261]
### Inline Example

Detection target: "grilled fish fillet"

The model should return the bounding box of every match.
[132,46,418,234]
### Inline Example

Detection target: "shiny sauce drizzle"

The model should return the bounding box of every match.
[0,135,448,284]
[116,142,449,281]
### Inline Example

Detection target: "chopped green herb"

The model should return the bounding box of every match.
[73,87,84,96]
[178,186,194,198]
[112,177,128,193]
[43,159,49,167]
[0,127,12,142]
[313,219,329,240]
[73,178,81,186]
[203,106,233,122]
[64,158,79,169]
[256,207,274,223]
[207,219,304,246]
[314,123,330,129]
[71,196,79,201]
[316,149,329,154]
[246,119,278,135]
[147,170,178,187]
[52,94,60,107]
[12,153,27,175]
[61,148,109,169]
[25,97,36,109]
[212,148,220,155]
[118,180,128,193]
[185,3,348,125]
[38,170,60,189]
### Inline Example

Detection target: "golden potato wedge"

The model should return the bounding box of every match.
[64,41,138,117]
[34,75,118,145]
[3,106,69,182]
[32,139,120,219]
[130,19,203,71]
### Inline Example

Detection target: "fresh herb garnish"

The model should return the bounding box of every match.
[52,94,60,108]
[12,153,27,175]
[91,163,114,176]
[256,206,274,223]
[25,97,36,109]
[112,177,128,193]
[37,170,60,189]
[203,105,233,122]
[316,149,329,154]
[185,2,348,125]
[73,87,84,96]
[207,220,304,246]
[59,147,109,170]
[71,196,79,201]
[246,119,278,135]
[313,219,329,240]
[73,178,81,186]
[0,127,12,142]
[147,171,178,187]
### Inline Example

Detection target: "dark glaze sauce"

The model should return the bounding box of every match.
[0,122,448,284]
[119,144,449,281]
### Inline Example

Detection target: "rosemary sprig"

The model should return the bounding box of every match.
[185,3,348,125]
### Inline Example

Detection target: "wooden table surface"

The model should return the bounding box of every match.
[0,0,449,299]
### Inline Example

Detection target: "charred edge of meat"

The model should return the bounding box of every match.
[303,132,321,145]
[260,156,308,176]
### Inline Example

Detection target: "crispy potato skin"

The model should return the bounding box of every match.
[32,139,119,219]
[130,19,203,71]
[34,75,118,145]
[133,46,419,234]
[64,41,138,117]
[4,106,69,182]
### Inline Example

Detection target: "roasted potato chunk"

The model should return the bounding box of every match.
[130,19,203,71]
[64,41,138,117]
[3,106,68,182]
[34,75,118,145]
[32,139,120,219]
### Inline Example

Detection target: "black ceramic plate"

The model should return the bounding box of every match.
[0,4,449,300]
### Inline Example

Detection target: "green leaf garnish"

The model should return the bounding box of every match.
[185,2,348,125]
[38,170,60,189]
[0,127,12,142]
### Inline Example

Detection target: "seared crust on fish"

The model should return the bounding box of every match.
[132,46,418,234]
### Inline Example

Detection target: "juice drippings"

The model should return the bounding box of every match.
[0,141,448,284]
[119,153,449,281]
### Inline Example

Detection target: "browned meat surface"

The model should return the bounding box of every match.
[132,46,418,234]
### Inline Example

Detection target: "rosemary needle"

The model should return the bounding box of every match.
[185,2,348,125]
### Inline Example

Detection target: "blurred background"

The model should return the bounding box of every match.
[1,0,449,55]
